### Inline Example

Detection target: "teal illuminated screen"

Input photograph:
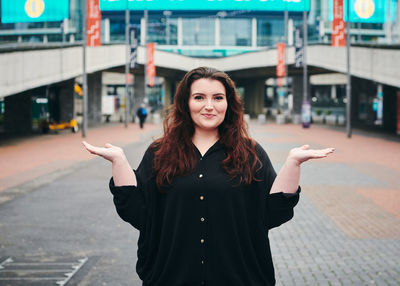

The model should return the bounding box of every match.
[100,0,310,12]
[328,0,397,23]
[1,0,69,23]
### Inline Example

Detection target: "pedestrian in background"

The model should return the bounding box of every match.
[136,103,147,129]
[83,67,334,286]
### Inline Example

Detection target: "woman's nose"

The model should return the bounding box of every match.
[205,100,213,110]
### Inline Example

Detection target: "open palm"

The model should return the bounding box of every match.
[82,141,125,163]
[288,145,335,165]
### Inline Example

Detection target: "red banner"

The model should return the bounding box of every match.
[147,43,156,87]
[276,42,286,78]
[87,0,101,47]
[332,0,346,47]
[397,92,400,134]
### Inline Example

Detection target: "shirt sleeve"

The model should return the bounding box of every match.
[267,187,301,229]
[109,148,153,230]
[255,143,301,230]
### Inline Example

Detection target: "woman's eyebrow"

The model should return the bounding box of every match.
[191,92,226,96]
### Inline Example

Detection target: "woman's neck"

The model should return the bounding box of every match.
[192,129,219,156]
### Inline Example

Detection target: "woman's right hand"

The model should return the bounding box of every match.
[82,141,126,163]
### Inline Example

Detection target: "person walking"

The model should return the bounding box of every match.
[136,103,148,129]
[83,67,334,286]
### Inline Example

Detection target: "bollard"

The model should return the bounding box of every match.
[153,113,161,124]
[292,114,301,124]
[257,114,266,124]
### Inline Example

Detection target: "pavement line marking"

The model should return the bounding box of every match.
[1,269,74,272]
[0,257,12,269]
[0,277,65,280]
[8,262,76,266]
[56,257,88,286]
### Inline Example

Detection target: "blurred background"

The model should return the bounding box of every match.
[0,0,399,138]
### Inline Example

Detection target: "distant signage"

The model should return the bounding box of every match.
[130,28,138,69]
[328,0,397,23]
[332,0,346,47]
[294,27,303,68]
[147,43,156,87]
[100,0,310,12]
[87,0,101,47]
[1,0,69,23]
[276,42,285,78]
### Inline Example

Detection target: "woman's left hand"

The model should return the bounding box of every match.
[287,145,335,166]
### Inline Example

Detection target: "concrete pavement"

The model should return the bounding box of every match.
[0,121,399,285]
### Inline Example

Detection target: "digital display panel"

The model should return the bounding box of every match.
[1,0,69,23]
[328,0,397,23]
[100,0,310,12]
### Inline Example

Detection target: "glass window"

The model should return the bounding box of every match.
[257,18,284,47]
[182,18,214,46]
[148,17,177,45]
[220,18,252,46]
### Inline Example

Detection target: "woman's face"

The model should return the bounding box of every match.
[188,78,228,133]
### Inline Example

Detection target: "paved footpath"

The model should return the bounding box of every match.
[0,121,399,285]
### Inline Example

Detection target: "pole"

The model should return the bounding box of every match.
[144,10,148,104]
[346,0,352,138]
[82,0,88,138]
[284,9,289,106]
[302,10,308,103]
[124,6,130,128]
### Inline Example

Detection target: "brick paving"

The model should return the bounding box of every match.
[251,123,400,286]
[0,121,399,285]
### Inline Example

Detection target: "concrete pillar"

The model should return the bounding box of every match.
[162,78,175,107]
[4,92,32,135]
[243,79,265,118]
[87,72,103,125]
[134,74,146,110]
[58,80,74,123]
[291,75,310,115]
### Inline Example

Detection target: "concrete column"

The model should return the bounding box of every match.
[243,79,265,118]
[4,92,32,135]
[252,17,257,48]
[162,78,174,106]
[87,72,103,125]
[291,75,310,115]
[177,18,183,46]
[58,80,74,123]
[134,74,146,112]
[215,18,220,47]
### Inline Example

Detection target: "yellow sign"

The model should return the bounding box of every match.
[25,0,45,18]
[354,0,375,19]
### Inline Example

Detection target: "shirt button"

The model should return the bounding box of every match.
[201,260,204,264]
[199,174,203,178]
[200,217,205,222]
[200,239,205,244]
[200,196,204,200]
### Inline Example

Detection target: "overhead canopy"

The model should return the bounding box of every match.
[100,0,310,12]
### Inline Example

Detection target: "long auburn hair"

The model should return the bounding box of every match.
[150,67,261,189]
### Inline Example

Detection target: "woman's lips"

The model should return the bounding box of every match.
[202,114,216,119]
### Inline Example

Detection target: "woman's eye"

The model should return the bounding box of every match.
[194,95,203,100]
[215,96,224,101]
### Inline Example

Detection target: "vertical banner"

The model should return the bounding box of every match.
[332,0,346,46]
[87,0,101,47]
[276,42,286,78]
[147,43,156,87]
[294,27,303,68]
[397,92,400,134]
[130,28,138,68]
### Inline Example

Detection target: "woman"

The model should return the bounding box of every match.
[83,67,334,286]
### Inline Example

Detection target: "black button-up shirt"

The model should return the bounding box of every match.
[110,141,300,286]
